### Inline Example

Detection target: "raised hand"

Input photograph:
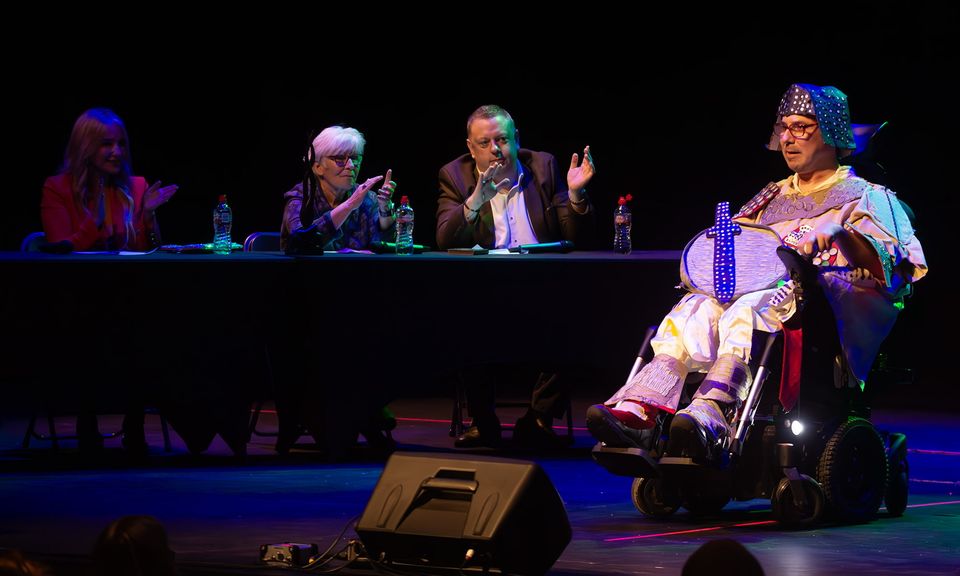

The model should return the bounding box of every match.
[567,145,595,195]
[472,161,511,207]
[143,181,179,213]
[377,169,396,214]
[350,175,384,210]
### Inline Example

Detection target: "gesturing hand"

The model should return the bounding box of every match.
[376,169,396,214]
[567,145,595,195]
[143,181,179,213]
[349,175,384,210]
[472,161,511,206]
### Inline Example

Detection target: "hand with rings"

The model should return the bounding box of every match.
[376,168,396,215]
[349,174,384,211]
[473,162,511,205]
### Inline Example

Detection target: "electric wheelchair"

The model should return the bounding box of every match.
[591,245,910,528]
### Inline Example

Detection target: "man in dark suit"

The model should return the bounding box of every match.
[437,105,595,251]
[435,104,596,448]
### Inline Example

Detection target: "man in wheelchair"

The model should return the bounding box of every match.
[587,84,927,521]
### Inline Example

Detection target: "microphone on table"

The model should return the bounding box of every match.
[507,240,574,254]
[369,241,431,254]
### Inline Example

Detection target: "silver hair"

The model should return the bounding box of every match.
[312,126,365,159]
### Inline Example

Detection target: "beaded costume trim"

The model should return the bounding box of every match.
[734,182,780,220]
[758,178,871,226]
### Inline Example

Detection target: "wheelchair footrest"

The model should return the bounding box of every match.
[659,456,731,486]
[659,456,697,466]
[591,444,660,478]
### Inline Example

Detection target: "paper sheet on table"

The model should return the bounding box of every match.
[73,251,151,256]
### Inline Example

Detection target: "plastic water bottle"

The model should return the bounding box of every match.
[395,195,414,255]
[613,195,632,254]
[213,194,233,255]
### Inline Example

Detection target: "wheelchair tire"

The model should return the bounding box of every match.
[772,476,824,528]
[817,417,888,522]
[681,487,730,516]
[884,432,909,517]
[631,476,680,519]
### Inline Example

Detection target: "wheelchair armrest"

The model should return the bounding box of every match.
[776,246,817,287]
[776,246,823,316]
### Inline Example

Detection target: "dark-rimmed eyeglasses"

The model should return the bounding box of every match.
[773,121,819,140]
[326,154,362,167]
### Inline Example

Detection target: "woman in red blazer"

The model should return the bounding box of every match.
[41,108,178,251]
[39,108,179,455]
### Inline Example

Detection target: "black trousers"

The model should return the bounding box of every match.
[463,366,569,430]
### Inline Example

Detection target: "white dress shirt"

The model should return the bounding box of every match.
[485,167,539,249]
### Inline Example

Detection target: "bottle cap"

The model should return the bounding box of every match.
[218,194,227,202]
[400,195,409,204]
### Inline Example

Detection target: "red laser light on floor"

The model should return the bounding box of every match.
[604,501,960,542]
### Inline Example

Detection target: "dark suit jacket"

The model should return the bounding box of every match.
[435,149,595,250]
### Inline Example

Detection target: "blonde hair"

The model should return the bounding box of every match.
[61,108,137,248]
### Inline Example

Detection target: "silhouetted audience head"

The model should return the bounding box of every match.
[682,538,764,576]
[92,515,175,576]
[0,550,48,576]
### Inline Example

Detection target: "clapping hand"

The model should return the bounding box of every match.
[143,181,179,213]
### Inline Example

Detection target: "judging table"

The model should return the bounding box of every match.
[1,250,684,454]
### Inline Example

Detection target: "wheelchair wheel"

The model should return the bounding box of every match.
[681,486,730,516]
[884,432,909,517]
[631,477,681,519]
[817,417,888,522]
[772,476,824,528]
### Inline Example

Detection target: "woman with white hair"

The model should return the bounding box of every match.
[276,125,399,456]
[281,126,396,251]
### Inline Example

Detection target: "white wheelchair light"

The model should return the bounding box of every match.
[791,420,805,436]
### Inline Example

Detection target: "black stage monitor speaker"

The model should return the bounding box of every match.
[356,452,571,575]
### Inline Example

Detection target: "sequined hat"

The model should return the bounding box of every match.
[767,83,856,154]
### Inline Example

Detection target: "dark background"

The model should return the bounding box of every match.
[3,7,951,404]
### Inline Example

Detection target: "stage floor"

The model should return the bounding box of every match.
[1,397,957,575]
